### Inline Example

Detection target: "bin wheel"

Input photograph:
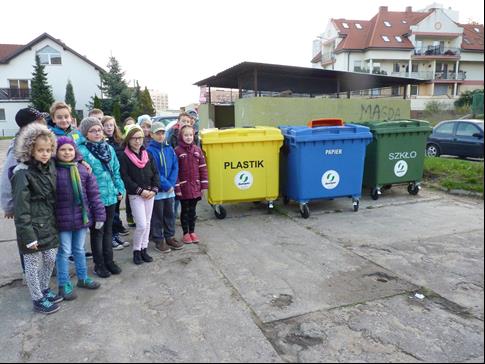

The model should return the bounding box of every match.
[267,202,274,214]
[353,200,360,212]
[300,204,310,219]
[371,188,380,201]
[252,201,260,205]
[214,205,227,220]
[383,184,392,190]
[283,196,290,205]
[408,183,420,196]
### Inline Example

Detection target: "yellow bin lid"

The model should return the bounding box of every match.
[201,126,283,145]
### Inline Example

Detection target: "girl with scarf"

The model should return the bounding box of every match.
[119,125,160,265]
[77,117,126,278]
[175,125,208,244]
[55,137,105,300]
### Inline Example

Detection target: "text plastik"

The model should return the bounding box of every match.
[224,161,264,169]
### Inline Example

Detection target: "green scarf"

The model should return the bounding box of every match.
[57,162,89,225]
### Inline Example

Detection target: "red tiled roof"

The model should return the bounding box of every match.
[461,24,484,51]
[330,9,483,53]
[0,44,24,62]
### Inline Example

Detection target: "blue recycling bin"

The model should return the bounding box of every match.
[280,124,372,218]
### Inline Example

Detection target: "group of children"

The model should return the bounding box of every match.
[0,103,208,314]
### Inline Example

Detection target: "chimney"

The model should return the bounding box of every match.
[405,6,412,12]
[379,6,388,12]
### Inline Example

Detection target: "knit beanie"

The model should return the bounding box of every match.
[79,117,103,137]
[137,114,152,126]
[56,136,80,160]
[15,107,49,128]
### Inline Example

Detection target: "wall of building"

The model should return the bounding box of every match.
[461,62,485,80]
[233,97,411,127]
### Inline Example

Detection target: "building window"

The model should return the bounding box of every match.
[402,20,407,24]
[474,27,480,33]
[392,86,400,96]
[434,84,449,96]
[342,22,349,29]
[395,36,403,42]
[355,23,362,29]
[8,79,30,98]
[36,45,62,65]
[354,60,362,72]
[0,109,5,121]
[412,63,419,73]
[382,35,390,42]
[410,85,418,96]
[384,21,392,27]
[393,63,400,72]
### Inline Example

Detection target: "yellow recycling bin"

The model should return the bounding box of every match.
[201,127,284,219]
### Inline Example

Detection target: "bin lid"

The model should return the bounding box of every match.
[200,126,283,145]
[280,124,372,143]
[307,118,344,128]
[354,119,432,134]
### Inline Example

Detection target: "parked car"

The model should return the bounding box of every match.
[151,114,179,127]
[426,119,484,159]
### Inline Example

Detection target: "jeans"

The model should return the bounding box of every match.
[90,204,116,269]
[56,228,88,286]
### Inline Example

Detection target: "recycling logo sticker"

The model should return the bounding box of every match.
[322,170,340,190]
[234,171,254,190]
[394,160,408,177]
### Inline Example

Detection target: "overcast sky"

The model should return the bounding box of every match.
[2,0,484,110]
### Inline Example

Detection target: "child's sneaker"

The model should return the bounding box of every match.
[114,234,130,247]
[59,282,77,301]
[189,233,200,244]
[118,226,130,236]
[33,297,60,315]
[112,237,124,250]
[182,234,192,244]
[42,288,63,304]
[77,277,101,290]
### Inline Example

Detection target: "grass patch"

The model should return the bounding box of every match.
[424,157,484,196]
[0,136,13,140]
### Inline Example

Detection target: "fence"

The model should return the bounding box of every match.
[472,93,484,116]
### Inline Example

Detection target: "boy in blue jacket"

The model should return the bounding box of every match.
[147,122,183,252]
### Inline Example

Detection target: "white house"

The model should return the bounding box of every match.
[0,33,104,136]
[311,5,484,110]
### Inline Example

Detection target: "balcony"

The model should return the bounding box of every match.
[435,71,466,80]
[413,46,460,57]
[321,52,336,65]
[0,88,31,100]
[391,71,466,81]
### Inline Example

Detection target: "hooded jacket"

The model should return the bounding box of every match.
[174,130,208,200]
[146,139,178,193]
[11,124,59,254]
[49,125,82,143]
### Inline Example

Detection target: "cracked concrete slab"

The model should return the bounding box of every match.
[198,215,416,323]
[263,294,484,363]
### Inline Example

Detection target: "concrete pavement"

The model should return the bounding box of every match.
[0,139,483,362]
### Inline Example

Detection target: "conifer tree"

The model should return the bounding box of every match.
[30,56,55,112]
[113,99,121,124]
[140,87,156,116]
[93,95,102,109]
[65,80,78,120]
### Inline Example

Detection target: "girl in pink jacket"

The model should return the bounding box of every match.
[174,125,208,244]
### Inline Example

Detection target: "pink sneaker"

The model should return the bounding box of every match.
[190,233,200,244]
[182,234,192,244]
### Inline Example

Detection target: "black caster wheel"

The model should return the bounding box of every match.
[353,200,360,212]
[214,205,227,220]
[408,183,420,196]
[267,202,274,214]
[371,188,380,201]
[299,204,310,219]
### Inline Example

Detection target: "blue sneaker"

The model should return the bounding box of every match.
[77,277,101,290]
[42,288,64,304]
[33,297,60,314]
[59,282,77,301]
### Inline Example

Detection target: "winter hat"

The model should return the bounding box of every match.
[15,107,49,128]
[79,117,103,137]
[137,114,152,126]
[150,122,165,133]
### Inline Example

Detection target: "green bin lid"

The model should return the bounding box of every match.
[355,119,432,135]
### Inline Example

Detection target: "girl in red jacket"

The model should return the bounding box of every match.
[175,125,208,244]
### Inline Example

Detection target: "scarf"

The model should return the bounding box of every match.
[124,146,149,169]
[57,161,89,225]
[85,141,114,178]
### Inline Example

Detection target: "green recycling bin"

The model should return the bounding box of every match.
[355,120,432,200]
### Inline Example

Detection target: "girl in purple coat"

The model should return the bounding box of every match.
[55,137,106,300]
[175,125,208,244]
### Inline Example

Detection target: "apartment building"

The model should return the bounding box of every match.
[149,89,169,114]
[311,5,484,110]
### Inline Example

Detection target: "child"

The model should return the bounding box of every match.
[102,116,130,248]
[1,108,48,280]
[175,125,208,244]
[88,108,104,121]
[77,117,126,278]
[137,115,153,148]
[48,101,82,142]
[146,122,183,253]
[168,112,193,149]
[55,137,105,300]
[123,117,137,226]
[11,123,62,314]
[119,125,160,265]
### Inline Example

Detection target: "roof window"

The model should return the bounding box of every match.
[464,38,471,44]
[395,36,403,42]
[342,22,349,29]
[384,21,392,27]
[355,23,363,29]
[474,27,480,33]
[402,20,408,24]
[382,35,390,42]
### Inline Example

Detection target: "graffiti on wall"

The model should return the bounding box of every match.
[360,104,401,121]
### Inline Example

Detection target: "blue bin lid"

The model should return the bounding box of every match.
[280,124,373,143]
